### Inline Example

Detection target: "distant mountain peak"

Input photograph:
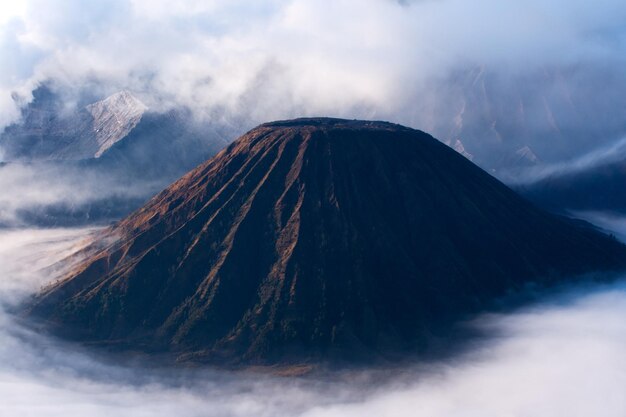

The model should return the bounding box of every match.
[86,91,147,157]
[0,87,151,161]
[515,145,540,165]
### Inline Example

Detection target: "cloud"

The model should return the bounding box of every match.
[569,211,626,243]
[0,162,161,227]
[2,227,626,416]
[0,227,93,302]
[302,284,626,417]
[1,0,626,168]
[502,136,626,183]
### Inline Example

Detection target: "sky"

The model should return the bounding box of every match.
[1,0,626,167]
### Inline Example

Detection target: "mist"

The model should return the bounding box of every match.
[501,136,626,184]
[0,162,163,227]
[2,0,626,168]
[2,227,626,416]
[570,211,626,243]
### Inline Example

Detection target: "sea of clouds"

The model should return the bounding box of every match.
[2,227,626,417]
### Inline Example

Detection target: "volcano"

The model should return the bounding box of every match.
[31,118,626,365]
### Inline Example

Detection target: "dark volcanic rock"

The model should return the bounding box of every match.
[30,117,626,365]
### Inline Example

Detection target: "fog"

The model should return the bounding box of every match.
[0,162,162,227]
[501,136,626,184]
[2,0,626,167]
[570,211,626,243]
[2,226,626,416]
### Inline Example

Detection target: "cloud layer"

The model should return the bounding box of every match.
[0,162,163,226]
[2,0,626,166]
[2,227,626,416]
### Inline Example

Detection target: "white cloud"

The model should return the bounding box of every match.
[0,162,161,226]
[2,227,626,416]
[1,0,625,137]
[302,286,626,416]
[0,2,27,25]
[502,135,626,183]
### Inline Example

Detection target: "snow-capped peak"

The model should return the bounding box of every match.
[86,91,147,157]
[515,145,540,165]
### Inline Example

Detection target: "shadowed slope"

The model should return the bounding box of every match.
[30,118,626,365]
[520,158,626,215]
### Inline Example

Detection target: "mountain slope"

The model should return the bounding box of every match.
[0,86,231,166]
[86,90,147,157]
[0,85,234,227]
[0,87,148,160]
[30,118,626,365]
[426,66,626,174]
[0,85,93,160]
[520,158,626,215]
